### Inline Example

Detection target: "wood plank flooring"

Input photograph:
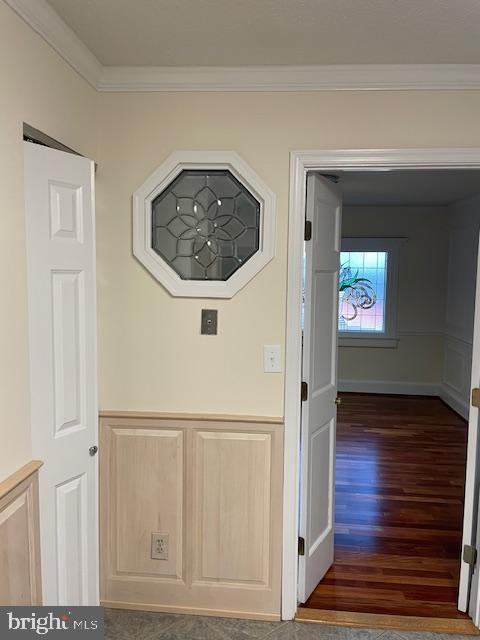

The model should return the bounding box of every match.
[302,393,469,618]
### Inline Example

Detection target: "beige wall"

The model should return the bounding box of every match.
[96,91,480,415]
[0,1,97,481]
[339,205,449,387]
[5,1,480,467]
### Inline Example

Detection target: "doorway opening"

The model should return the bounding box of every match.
[282,150,480,630]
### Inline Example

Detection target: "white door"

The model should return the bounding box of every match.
[24,142,99,605]
[459,227,480,616]
[298,173,342,603]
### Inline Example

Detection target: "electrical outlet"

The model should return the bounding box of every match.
[151,533,169,560]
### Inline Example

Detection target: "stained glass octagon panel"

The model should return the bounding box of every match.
[151,170,260,281]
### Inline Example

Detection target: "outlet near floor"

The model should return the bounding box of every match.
[151,533,169,560]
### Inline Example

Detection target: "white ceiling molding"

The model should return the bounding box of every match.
[6,0,480,92]
[4,0,102,87]
[98,63,480,92]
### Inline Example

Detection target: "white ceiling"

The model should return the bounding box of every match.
[334,170,480,206]
[45,0,480,67]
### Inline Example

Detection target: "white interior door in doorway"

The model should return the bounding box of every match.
[461,224,480,616]
[24,142,99,605]
[298,173,342,603]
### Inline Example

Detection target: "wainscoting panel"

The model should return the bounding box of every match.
[193,431,271,586]
[0,461,42,605]
[112,428,184,580]
[441,336,472,419]
[100,413,283,620]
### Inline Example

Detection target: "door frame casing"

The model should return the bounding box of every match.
[283,148,480,622]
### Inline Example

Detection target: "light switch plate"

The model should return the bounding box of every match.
[263,345,282,373]
[201,309,218,335]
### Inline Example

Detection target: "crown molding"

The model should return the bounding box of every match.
[6,0,480,92]
[4,0,102,88]
[98,63,480,92]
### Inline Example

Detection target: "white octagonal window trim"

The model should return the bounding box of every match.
[133,151,276,298]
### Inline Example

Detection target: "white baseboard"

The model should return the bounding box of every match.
[338,379,470,420]
[439,383,470,420]
[338,379,440,396]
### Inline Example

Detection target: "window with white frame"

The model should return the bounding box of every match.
[133,151,276,299]
[338,238,400,347]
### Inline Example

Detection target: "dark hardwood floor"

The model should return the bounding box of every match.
[302,393,469,618]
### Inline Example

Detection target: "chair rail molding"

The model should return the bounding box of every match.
[284,147,480,622]
[6,0,480,92]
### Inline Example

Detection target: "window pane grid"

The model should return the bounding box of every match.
[339,251,387,333]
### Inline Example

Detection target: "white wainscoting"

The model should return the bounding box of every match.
[440,336,472,419]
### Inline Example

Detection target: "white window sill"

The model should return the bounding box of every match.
[338,336,398,348]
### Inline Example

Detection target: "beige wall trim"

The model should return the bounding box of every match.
[100,414,283,618]
[0,464,42,605]
[99,410,283,424]
[0,460,43,500]
[101,601,281,621]
[296,609,479,635]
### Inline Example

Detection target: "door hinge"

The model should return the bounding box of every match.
[298,536,305,556]
[463,544,477,567]
[472,388,480,408]
[301,381,308,402]
[304,220,312,241]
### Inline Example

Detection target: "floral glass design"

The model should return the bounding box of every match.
[338,251,387,333]
[151,170,260,281]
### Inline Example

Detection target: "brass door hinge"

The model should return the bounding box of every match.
[304,220,312,241]
[301,381,308,402]
[298,536,305,556]
[472,388,480,408]
[463,544,477,567]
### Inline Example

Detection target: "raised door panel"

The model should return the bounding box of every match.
[193,431,271,587]
[112,428,184,581]
[311,272,337,406]
[308,419,335,556]
[55,474,88,604]
[49,182,84,242]
[51,271,86,437]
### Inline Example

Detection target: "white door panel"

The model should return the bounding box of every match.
[459,226,480,616]
[298,173,341,603]
[24,142,99,605]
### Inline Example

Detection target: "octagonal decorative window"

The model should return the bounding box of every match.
[133,152,276,298]
[152,170,260,281]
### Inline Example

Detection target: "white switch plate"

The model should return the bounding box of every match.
[263,345,282,373]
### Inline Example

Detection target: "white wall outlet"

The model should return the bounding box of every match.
[263,345,282,373]
[151,533,169,560]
